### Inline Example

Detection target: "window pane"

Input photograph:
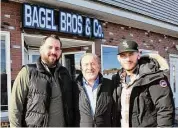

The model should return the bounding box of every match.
[1,37,8,111]
[1,40,6,73]
[32,55,40,63]
[75,53,84,77]
[102,46,121,79]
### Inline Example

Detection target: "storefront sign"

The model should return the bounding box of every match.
[23,4,104,38]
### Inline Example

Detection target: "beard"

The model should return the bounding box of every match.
[41,54,60,67]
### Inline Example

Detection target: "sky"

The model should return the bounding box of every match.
[102,46,121,70]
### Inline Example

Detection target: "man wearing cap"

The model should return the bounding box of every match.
[112,40,174,127]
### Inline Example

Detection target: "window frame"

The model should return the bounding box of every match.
[101,44,121,79]
[1,31,11,113]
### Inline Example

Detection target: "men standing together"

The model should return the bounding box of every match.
[10,35,174,127]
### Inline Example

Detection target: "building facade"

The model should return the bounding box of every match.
[1,0,178,125]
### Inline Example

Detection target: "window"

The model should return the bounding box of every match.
[28,50,40,64]
[1,31,11,119]
[101,45,121,79]
[1,38,7,110]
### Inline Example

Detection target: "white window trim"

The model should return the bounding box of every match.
[21,33,25,66]
[23,47,29,65]
[1,31,11,112]
[169,54,178,58]
[101,44,118,75]
[92,42,95,54]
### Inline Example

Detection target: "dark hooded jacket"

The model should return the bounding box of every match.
[73,73,115,127]
[112,54,174,127]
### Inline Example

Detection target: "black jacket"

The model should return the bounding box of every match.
[74,73,115,127]
[112,55,174,127]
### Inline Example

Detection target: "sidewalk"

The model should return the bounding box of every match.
[175,108,178,126]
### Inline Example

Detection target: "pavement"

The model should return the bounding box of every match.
[175,108,178,126]
[1,109,178,127]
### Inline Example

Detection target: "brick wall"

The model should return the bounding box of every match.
[1,1,178,80]
[99,22,178,60]
[1,1,22,80]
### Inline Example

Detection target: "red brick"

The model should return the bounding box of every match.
[2,1,178,80]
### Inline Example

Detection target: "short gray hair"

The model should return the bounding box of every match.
[80,53,100,66]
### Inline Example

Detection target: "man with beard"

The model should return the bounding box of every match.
[9,35,73,127]
[112,40,174,127]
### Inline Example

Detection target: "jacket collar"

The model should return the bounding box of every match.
[36,57,62,74]
[76,73,103,87]
[118,56,165,86]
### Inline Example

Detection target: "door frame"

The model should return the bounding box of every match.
[169,54,178,108]
[62,51,86,67]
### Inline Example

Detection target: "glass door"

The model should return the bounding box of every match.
[28,50,40,64]
[62,51,85,80]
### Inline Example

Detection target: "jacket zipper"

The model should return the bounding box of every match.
[78,83,97,126]
[93,83,102,127]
